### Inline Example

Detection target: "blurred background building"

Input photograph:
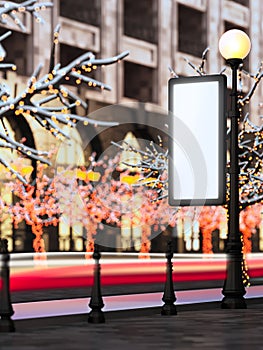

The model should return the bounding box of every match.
[0,0,262,253]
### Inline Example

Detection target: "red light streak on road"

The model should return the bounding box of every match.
[1,255,263,292]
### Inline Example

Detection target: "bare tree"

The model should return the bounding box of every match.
[0,2,129,183]
[0,0,53,32]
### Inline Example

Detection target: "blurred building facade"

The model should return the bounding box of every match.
[2,1,263,117]
[0,0,263,253]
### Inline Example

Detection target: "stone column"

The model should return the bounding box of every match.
[158,0,172,109]
[100,0,119,104]
[207,0,222,74]
[249,0,262,125]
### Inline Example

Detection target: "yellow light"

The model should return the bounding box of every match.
[21,166,34,176]
[219,29,251,60]
[86,171,101,182]
[76,169,87,181]
[120,174,140,185]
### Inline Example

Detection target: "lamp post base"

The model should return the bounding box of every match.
[161,303,177,316]
[88,309,105,324]
[221,296,247,309]
[0,317,15,332]
[221,244,247,309]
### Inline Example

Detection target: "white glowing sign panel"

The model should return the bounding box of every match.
[168,75,227,206]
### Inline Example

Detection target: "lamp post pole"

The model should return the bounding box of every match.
[221,58,246,309]
[219,29,251,309]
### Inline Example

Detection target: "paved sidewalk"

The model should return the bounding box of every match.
[1,300,263,350]
[8,285,263,320]
[2,253,262,348]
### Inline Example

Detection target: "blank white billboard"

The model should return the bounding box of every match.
[168,75,226,206]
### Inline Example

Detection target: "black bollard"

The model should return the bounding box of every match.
[88,243,105,323]
[0,239,15,332]
[161,240,177,316]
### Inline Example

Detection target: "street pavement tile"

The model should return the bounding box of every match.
[0,308,263,349]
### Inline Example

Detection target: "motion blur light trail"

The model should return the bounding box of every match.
[2,253,263,292]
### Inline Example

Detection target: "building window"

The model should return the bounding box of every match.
[124,0,158,44]
[178,5,207,58]
[60,0,101,26]
[59,221,85,252]
[124,61,156,103]
[60,43,101,88]
[230,0,249,6]
[0,28,29,76]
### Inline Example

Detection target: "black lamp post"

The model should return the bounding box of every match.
[219,29,251,309]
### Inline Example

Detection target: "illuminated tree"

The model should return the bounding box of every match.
[6,162,60,258]
[240,203,262,254]
[0,1,128,182]
[51,152,177,257]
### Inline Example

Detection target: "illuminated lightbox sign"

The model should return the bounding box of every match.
[168,75,227,206]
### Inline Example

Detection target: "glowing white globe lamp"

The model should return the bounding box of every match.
[219,29,251,60]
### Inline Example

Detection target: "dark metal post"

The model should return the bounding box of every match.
[0,239,15,332]
[88,243,105,323]
[161,240,177,315]
[221,58,247,309]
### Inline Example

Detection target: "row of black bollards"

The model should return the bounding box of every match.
[87,240,177,323]
[0,239,176,331]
